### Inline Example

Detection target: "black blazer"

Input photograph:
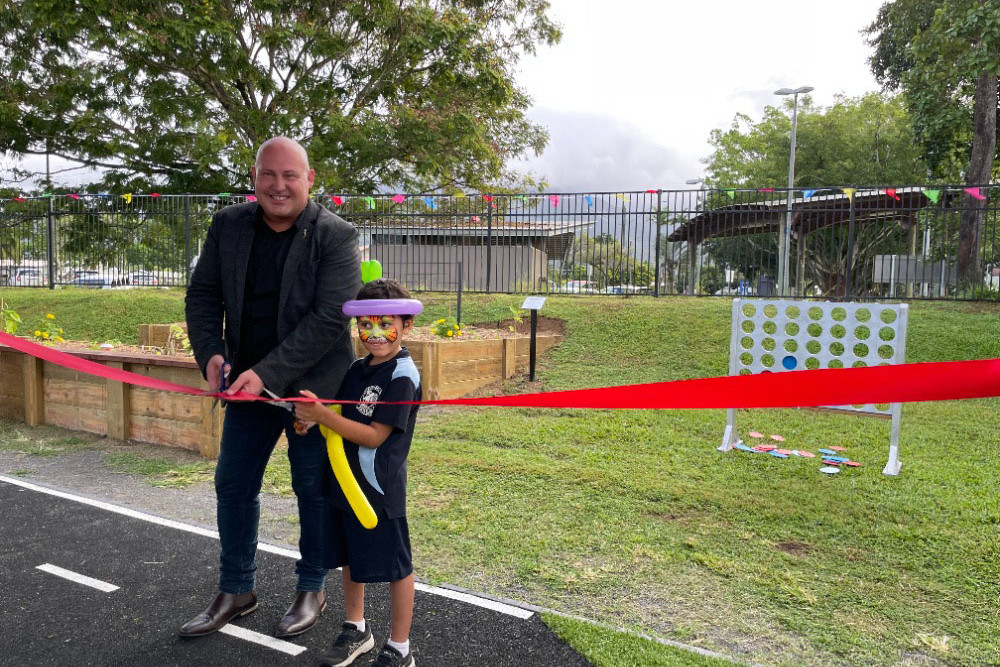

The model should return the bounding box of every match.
[185,200,361,399]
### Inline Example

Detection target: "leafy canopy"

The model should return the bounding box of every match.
[865,0,1000,178]
[0,0,561,193]
[703,92,929,188]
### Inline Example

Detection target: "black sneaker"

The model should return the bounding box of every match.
[316,623,375,667]
[374,644,415,667]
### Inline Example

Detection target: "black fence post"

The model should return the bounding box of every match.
[184,195,193,286]
[845,188,856,299]
[654,190,662,297]
[486,201,493,294]
[46,196,55,290]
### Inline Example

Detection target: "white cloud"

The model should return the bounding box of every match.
[513,108,691,191]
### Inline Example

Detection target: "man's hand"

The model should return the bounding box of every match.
[226,369,264,396]
[207,355,231,393]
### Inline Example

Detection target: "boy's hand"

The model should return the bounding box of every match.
[295,389,328,425]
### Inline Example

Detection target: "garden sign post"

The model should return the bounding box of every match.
[521,296,546,382]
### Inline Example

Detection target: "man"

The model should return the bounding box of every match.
[181,137,360,638]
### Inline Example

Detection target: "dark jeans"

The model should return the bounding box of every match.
[215,401,328,594]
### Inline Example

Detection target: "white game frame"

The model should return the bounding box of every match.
[719,299,909,475]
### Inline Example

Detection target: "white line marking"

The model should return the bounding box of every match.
[1,475,532,618]
[36,563,119,592]
[218,624,307,656]
[0,475,300,559]
[415,583,534,619]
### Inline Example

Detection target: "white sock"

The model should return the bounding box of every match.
[387,638,410,656]
[347,618,365,633]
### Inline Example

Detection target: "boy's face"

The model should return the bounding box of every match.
[357,314,411,364]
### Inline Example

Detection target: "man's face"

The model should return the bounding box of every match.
[250,140,315,228]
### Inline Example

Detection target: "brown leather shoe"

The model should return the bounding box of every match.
[178,591,258,637]
[274,590,327,638]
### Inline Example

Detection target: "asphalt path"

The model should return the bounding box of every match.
[0,477,591,667]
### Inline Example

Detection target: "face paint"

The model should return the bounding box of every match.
[358,315,399,344]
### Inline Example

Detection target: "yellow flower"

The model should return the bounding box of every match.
[34,330,41,336]
[41,332,49,339]
[56,336,64,342]
[456,330,463,336]
[446,330,453,337]
[46,313,55,319]
[437,318,445,324]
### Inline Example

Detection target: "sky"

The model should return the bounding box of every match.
[511,0,890,192]
[6,0,890,192]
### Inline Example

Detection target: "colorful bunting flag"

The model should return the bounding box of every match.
[122,194,132,204]
[422,196,437,209]
[724,189,735,199]
[332,196,343,206]
[757,188,775,193]
[150,193,161,197]
[922,189,940,204]
[549,194,560,208]
[392,194,405,204]
[13,197,25,202]
[645,189,657,194]
[41,193,52,198]
[803,189,817,199]
[68,193,80,200]
[963,187,986,201]
[884,188,900,201]
[615,193,628,203]
[584,195,594,207]
[454,191,467,198]
[247,195,257,202]
[481,195,493,203]
[364,196,376,209]
[842,188,857,201]
[218,192,231,197]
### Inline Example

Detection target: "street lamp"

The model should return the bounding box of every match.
[774,85,814,295]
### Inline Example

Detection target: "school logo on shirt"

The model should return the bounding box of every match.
[358,384,382,417]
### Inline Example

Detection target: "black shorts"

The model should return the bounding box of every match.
[322,503,413,583]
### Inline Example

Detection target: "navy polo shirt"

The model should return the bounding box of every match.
[325,348,421,519]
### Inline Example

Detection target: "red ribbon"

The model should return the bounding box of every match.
[2,332,998,409]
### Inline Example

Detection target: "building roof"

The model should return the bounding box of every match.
[666,187,953,244]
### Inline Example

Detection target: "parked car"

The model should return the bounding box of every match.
[67,270,107,288]
[554,280,598,294]
[12,267,47,286]
[129,271,160,286]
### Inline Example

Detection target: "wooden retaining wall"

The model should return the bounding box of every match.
[0,347,222,457]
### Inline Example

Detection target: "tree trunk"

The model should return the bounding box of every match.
[957,71,998,289]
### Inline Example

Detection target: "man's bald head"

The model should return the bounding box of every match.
[255,136,310,171]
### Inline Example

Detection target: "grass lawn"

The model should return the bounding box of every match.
[3,288,999,666]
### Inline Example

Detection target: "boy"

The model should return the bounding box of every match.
[295,279,422,667]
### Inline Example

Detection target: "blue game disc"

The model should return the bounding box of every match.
[734,444,754,452]
[770,451,789,458]
[819,466,840,474]
[825,456,850,462]
[818,448,836,455]
[782,355,798,370]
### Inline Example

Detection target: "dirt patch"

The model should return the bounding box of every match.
[775,540,812,557]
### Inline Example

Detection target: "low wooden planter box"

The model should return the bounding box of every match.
[3,328,561,456]
[0,345,221,457]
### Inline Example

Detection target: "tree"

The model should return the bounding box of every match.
[866,0,1000,287]
[0,0,560,193]
[704,92,929,188]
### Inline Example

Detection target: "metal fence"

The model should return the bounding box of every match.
[1,187,997,300]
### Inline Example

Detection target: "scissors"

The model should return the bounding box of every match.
[263,386,295,413]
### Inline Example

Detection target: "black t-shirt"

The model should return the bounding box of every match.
[325,348,421,519]
[235,213,297,376]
